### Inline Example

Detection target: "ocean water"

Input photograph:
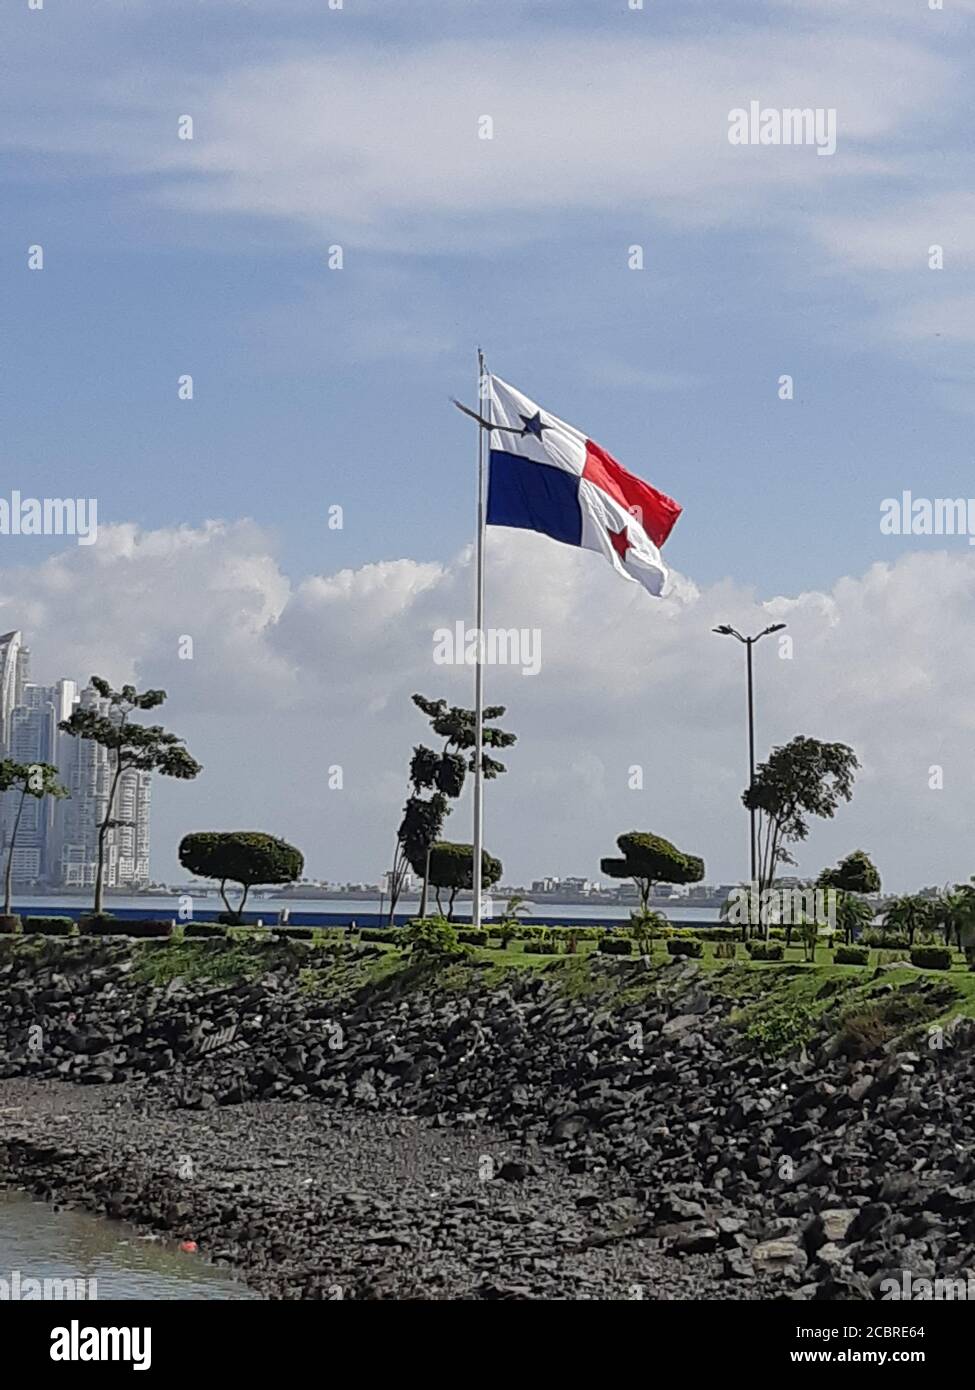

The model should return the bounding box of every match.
[12,892,721,925]
[0,1191,257,1301]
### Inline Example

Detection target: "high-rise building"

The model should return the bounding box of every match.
[58,683,151,890]
[0,630,25,753]
[3,679,76,884]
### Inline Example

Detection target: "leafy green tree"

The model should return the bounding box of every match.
[600,831,704,915]
[744,736,859,926]
[426,841,502,921]
[178,831,303,922]
[819,850,880,896]
[882,894,935,947]
[387,695,515,922]
[0,761,68,917]
[60,679,201,915]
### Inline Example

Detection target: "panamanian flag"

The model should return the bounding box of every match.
[485,376,682,597]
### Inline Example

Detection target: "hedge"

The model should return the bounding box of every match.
[23,916,75,936]
[181,922,227,939]
[834,945,868,966]
[861,929,910,949]
[910,946,953,971]
[713,941,737,959]
[523,940,560,955]
[746,941,784,961]
[597,936,633,955]
[457,929,488,947]
[81,918,174,938]
[666,938,703,958]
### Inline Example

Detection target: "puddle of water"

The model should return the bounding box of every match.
[0,1189,259,1299]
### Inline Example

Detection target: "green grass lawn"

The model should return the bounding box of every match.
[7,926,975,1051]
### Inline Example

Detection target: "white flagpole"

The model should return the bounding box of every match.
[472,347,487,929]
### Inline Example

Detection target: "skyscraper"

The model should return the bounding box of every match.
[58,683,151,890]
[0,630,25,753]
[4,679,76,884]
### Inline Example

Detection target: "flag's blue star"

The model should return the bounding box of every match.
[519,411,549,440]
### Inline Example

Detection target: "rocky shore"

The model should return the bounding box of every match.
[2,936,975,1299]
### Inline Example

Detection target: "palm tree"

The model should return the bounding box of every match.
[503,893,532,921]
[883,894,936,947]
[834,892,875,946]
[720,882,760,942]
[932,886,969,949]
[629,908,668,956]
[934,881,975,958]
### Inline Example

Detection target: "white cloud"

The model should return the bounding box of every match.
[4,519,975,894]
[2,32,951,252]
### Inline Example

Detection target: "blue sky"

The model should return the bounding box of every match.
[2,0,974,891]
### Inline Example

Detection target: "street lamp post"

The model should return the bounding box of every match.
[712,623,787,887]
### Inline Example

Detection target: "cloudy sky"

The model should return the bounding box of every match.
[1,0,973,892]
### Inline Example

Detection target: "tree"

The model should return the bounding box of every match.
[951,884,975,967]
[503,892,532,921]
[387,694,515,922]
[834,891,875,946]
[883,893,937,947]
[60,678,201,915]
[744,735,858,934]
[818,852,880,945]
[819,850,880,896]
[600,831,704,915]
[0,760,68,918]
[933,884,973,949]
[425,841,502,921]
[178,831,303,922]
[628,908,668,955]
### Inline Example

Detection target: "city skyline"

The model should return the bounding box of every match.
[0,631,151,891]
[4,2,975,895]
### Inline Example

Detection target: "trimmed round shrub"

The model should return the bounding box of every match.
[523,940,559,955]
[910,945,953,971]
[0,914,22,934]
[834,945,868,965]
[597,935,633,956]
[746,941,784,961]
[666,938,703,958]
[23,916,75,936]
